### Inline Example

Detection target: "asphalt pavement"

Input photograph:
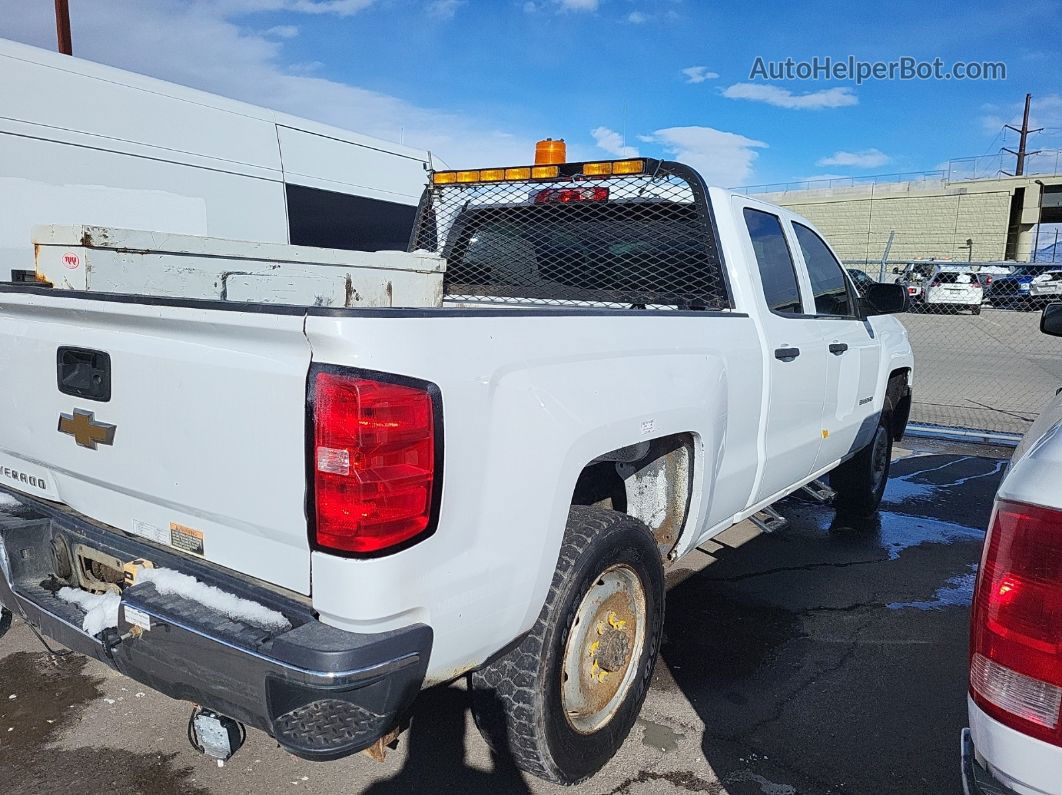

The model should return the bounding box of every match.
[902,306,1062,434]
[0,438,1010,794]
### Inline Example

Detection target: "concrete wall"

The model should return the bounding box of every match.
[754,174,1062,264]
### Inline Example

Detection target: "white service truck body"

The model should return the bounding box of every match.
[0,157,913,782]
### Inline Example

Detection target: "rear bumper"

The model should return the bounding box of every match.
[962,728,1012,795]
[0,493,431,761]
[965,696,1062,795]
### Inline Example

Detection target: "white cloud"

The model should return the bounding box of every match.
[591,127,638,158]
[816,149,890,168]
[641,126,767,186]
[722,83,858,110]
[556,0,599,10]
[263,24,299,38]
[428,0,464,18]
[0,0,532,169]
[681,66,718,84]
[626,11,648,23]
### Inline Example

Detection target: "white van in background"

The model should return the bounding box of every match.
[0,38,429,280]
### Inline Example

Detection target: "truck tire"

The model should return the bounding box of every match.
[830,413,892,516]
[470,506,664,785]
[0,607,11,642]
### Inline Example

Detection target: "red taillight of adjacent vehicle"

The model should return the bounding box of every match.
[311,370,438,555]
[970,499,1062,746]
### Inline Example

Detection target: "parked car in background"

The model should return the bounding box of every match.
[1029,270,1062,308]
[846,267,878,296]
[909,268,984,314]
[962,302,1062,795]
[988,264,1059,310]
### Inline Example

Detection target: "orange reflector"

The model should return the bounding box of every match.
[504,167,532,180]
[531,165,560,179]
[432,171,457,185]
[479,168,506,181]
[582,162,612,176]
[535,138,566,165]
[612,159,644,175]
[455,170,480,183]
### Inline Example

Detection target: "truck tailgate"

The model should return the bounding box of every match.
[0,289,313,593]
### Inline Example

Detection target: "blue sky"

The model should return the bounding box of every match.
[3,0,1061,186]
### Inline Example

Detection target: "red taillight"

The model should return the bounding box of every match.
[533,187,609,204]
[311,371,438,555]
[970,499,1062,745]
[907,286,918,295]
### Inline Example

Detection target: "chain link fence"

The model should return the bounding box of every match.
[846,260,1062,435]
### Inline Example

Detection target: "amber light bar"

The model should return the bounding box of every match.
[431,159,645,186]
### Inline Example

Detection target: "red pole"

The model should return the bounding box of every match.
[54,0,72,55]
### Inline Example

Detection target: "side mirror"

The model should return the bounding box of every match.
[862,283,908,316]
[1042,303,1062,337]
[891,266,903,274]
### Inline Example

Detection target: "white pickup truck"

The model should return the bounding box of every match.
[0,156,913,784]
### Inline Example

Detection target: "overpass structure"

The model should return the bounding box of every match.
[736,151,1062,264]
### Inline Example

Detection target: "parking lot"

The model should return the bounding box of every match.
[0,438,1008,794]
[901,306,1062,434]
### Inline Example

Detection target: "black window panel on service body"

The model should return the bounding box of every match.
[286,184,418,251]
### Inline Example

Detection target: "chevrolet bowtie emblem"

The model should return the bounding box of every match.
[58,409,116,450]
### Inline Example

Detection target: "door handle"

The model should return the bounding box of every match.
[829,343,849,355]
[774,347,800,362]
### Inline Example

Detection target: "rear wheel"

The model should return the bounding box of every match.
[470,506,664,785]
[830,414,892,516]
[971,304,982,315]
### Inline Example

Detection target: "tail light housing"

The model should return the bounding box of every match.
[970,499,1062,746]
[310,368,441,555]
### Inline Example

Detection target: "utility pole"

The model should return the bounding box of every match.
[1003,94,1042,176]
[54,0,72,55]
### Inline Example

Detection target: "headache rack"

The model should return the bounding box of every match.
[408,159,731,310]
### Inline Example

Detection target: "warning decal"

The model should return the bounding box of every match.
[169,522,205,556]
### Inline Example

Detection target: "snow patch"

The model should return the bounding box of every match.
[57,587,121,636]
[138,568,290,632]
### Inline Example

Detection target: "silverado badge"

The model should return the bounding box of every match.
[58,409,116,450]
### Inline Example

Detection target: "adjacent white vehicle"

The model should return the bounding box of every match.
[0,39,429,281]
[915,268,985,314]
[962,302,1062,795]
[1030,270,1062,307]
[0,156,914,784]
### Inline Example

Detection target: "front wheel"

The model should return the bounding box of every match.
[830,415,893,516]
[470,506,664,785]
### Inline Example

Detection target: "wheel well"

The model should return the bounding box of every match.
[886,368,912,441]
[571,433,694,560]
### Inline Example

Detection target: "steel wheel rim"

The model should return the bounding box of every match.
[560,564,647,735]
[870,426,890,493]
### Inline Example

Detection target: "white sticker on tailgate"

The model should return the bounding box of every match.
[129,519,169,546]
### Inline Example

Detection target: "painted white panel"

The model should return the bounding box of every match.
[0,133,287,278]
[278,126,427,204]
[0,45,282,172]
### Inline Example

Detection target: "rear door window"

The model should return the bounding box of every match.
[742,208,803,315]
